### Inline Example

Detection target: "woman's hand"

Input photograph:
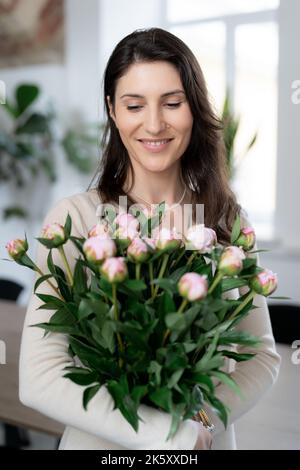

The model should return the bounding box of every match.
[193,421,212,450]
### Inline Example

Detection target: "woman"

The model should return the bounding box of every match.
[19,28,280,450]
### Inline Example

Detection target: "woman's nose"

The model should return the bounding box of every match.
[144,108,168,135]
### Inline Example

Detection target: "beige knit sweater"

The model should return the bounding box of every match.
[19,189,281,450]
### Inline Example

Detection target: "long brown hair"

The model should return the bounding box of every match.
[90,27,241,244]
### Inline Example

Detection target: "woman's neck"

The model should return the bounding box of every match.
[124,168,190,207]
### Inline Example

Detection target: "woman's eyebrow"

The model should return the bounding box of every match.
[120,90,185,99]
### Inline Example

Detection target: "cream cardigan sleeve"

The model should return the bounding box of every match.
[203,211,281,435]
[19,196,198,450]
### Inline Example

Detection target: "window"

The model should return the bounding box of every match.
[166,1,279,239]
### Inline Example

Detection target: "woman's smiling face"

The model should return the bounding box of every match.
[107,61,194,174]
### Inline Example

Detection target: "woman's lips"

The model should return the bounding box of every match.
[138,138,173,153]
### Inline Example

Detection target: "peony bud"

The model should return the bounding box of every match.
[127,238,150,263]
[114,225,140,246]
[41,223,66,247]
[83,236,117,264]
[178,272,208,301]
[234,227,256,251]
[88,223,111,239]
[100,256,128,283]
[115,213,140,232]
[186,225,217,253]
[6,238,28,261]
[250,269,278,296]
[156,227,182,251]
[219,246,246,275]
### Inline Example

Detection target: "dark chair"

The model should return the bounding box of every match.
[268,303,300,345]
[0,279,31,449]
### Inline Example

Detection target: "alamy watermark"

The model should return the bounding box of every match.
[291,340,300,365]
[291,80,300,104]
[95,196,205,249]
[0,80,6,105]
[0,340,6,365]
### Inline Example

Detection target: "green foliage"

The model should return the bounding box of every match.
[222,89,257,180]
[0,83,103,219]
[14,210,265,442]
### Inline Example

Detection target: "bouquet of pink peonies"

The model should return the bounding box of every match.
[6,203,279,440]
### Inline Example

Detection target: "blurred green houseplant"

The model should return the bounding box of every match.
[221,90,257,180]
[0,83,101,219]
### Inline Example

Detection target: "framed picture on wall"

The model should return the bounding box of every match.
[0,0,65,68]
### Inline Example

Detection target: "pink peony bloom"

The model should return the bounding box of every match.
[41,223,66,246]
[178,272,208,301]
[235,227,256,251]
[115,213,140,232]
[6,238,28,261]
[114,225,140,243]
[83,236,117,264]
[88,223,111,239]
[156,227,182,251]
[219,246,246,276]
[100,256,128,283]
[186,225,217,253]
[250,269,278,296]
[127,238,150,263]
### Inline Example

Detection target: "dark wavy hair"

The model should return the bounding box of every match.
[90,27,241,244]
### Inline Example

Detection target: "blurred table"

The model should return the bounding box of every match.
[0,300,64,436]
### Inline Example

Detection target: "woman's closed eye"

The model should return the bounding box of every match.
[127,102,182,111]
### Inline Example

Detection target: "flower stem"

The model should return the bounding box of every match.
[162,298,188,346]
[208,271,223,295]
[136,263,141,280]
[151,253,169,300]
[228,290,255,321]
[178,297,189,314]
[149,262,154,296]
[34,264,63,300]
[112,283,124,368]
[58,246,73,287]
[186,251,197,267]
[172,247,186,269]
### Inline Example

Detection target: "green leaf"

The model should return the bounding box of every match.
[222,278,249,292]
[32,322,78,335]
[148,361,162,387]
[73,261,88,295]
[83,384,101,410]
[50,307,76,325]
[35,293,65,310]
[221,350,256,362]
[231,214,241,244]
[206,394,229,429]
[188,373,215,394]
[69,337,119,376]
[167,368,184,389]
[107,376,140,432]
[16,84,39,115]
[123,279,147,291]
[64,370,98,386]
[219,330,261,347]
[210,370,242,397]
[152,278,177,295]
[169,265,187,283]
[16,113,50,134]
[149,386,172,412]
[166,402,186,441]
[34,274,53,292]
[64,213,72,239]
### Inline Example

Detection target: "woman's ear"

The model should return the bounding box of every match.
[107,96,115,123]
